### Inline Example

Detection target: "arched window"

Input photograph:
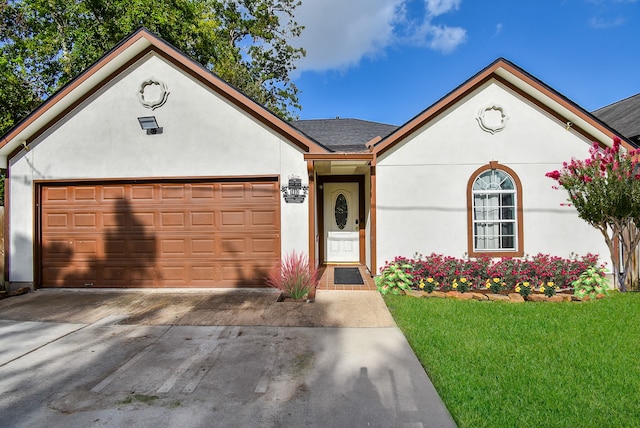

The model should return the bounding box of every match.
[467,162,523,257]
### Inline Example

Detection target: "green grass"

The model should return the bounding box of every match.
[384,292,640,428]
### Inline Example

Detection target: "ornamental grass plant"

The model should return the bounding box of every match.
[385,292,640,427]
[266,251,318,300]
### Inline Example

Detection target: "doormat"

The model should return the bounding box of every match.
[334,267,364,285]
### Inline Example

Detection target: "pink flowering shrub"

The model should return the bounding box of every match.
[546,137,640,291]
[379,253,602,294]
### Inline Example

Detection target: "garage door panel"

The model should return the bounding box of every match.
[73,213,97,228]
[192,239,215,255]
[75,187,97,201]
[220,183,245,199]
[252,211,277,227]
[40,179,280,288]
[191,212,215,226]
[103,186,126,200]
[131,185,155,200]
[44,213,69,228]
[161,212,186,227]
[191,185,214,199]
[220,211,245,227]
[251,183,279,200]
[45,187,69,202]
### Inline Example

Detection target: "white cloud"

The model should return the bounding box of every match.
[294,0,466,73]
[293,0,403,72]
[588,16,626,27]
[427,24,467,53]
[424,0,461,16]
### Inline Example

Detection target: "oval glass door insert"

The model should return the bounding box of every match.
[335,193,348,230]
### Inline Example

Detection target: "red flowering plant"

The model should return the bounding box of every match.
[487,257,523,290]
[396,253,601,295]
[546,137,640,291]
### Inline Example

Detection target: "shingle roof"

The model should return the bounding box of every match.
[592,93,640,145]
[290,118,398,152]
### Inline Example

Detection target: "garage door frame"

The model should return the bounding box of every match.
[34,175,281,288]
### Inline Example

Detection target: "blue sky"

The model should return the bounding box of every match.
[292,0,639,125]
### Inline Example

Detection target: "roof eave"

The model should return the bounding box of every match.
[0,28,325,167]
[372,58,633,157]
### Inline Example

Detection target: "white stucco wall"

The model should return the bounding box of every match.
[8,53,309,282]
[375,81,610,272]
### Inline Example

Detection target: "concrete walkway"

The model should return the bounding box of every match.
[0,289,456,427]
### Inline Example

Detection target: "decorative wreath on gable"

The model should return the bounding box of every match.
[138,78,170,110]
[476,104,509,134]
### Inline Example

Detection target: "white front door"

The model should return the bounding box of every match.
[324,182,359,262]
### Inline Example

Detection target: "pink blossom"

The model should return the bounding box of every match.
[613,136,621,152]
[546,170,561,180]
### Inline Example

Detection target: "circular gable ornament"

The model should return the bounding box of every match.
[476,104,509,134]
[138,78,169,110]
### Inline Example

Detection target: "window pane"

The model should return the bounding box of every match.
[501,193,514,206]
[501,206,514,220]
[335,193,348,230]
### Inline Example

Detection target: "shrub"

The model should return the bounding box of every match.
[266,251,318,300]
[376,260,413,295]
[573,266,610,300]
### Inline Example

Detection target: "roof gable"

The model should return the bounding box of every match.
[0,28,326,165]
[372,58,633,156]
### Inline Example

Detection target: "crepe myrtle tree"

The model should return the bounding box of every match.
[546,137,640,291]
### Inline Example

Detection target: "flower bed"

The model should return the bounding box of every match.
[375,252,610,300]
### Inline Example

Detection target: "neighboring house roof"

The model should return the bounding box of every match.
[372,58,635,156]
[0,28,328,166]
[291,118,398,152]
[592,93,640,145]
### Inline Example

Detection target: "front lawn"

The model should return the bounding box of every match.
[385,292,640,427]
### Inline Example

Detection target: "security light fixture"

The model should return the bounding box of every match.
[137,116,163,135]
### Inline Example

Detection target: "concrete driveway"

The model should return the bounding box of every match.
[0,289,456,427]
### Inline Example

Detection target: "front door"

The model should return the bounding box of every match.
[324,183,359,262]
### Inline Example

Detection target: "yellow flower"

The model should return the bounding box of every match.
[452,282,458,289]
[419,281,425,289]
[460,277,467,283]
[515,286,521,292]
[427,277,434,283]
[485,282,491,289]
[540,286,546,293]
[547,281,555,287]
[523,281,530,287]
[493,278,501,283]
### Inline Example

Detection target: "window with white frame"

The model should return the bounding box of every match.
[472,169,517,251]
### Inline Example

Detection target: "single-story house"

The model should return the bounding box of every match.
[0,28,635,289]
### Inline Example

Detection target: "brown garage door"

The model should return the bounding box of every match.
[38,179,280,288]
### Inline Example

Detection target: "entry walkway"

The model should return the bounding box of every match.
[316,264,377,291]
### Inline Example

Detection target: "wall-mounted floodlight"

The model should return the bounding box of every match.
[137,116,163,135]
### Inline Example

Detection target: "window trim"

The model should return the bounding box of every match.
[466,161,524,258]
